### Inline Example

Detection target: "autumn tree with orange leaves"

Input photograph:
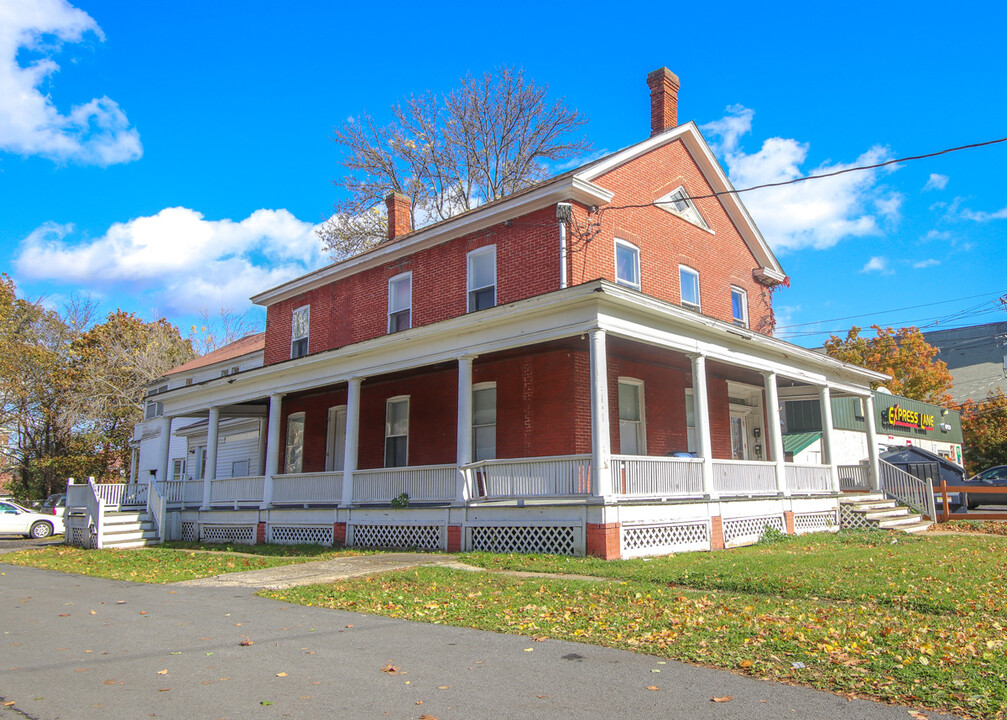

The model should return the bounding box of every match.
[824,325,954,406]
[956,389,1007,475]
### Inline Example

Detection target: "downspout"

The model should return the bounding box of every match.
[556,203,572,289]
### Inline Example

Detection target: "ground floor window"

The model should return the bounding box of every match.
[685,390,696,453]
[326,405,347,471]
[473,383,497,461]
[284,412,305,473]
[385,397,409,467]
[618,379,646,455]
[171,458,184,481]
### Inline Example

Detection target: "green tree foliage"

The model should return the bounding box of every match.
[956,388,1007,475]
[824,325,954,405]
[0,276,194,499]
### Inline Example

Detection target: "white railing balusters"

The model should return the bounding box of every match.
[711,460,778,496]
[463,455,592,499]
[208,476,266,506]
[784,464,833,494]
[838,463,870,491]
[610,455,703,497]
[880,460,936,519]
[272,472,343,505]
[352,465,456,502]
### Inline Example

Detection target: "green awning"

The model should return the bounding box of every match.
[782,431,822,455]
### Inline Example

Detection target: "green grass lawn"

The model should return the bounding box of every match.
[263,531,1007,720]
[0,544,366,583]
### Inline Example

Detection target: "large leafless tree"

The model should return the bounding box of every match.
[318,67,590,259]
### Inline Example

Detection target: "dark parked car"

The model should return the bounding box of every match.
[963,465,1007,509]
[40,493,66,516]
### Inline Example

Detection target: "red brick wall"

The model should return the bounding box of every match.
[572,139,773,333]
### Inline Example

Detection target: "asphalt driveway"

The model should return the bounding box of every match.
[0,563,963,720]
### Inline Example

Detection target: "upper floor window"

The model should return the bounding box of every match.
[679,266,700,311]
[657,186,710,230]
[291,305,310,359]
[731,286,748,327]
[284,412,305,474]
[144,384,168,419]
[473,382,497,461]
[388,272,412,333]
[618,379,646,455]
[614,239,640,290]
[467,245,496,312]
[384,396,409,467]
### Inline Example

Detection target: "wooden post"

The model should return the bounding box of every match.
[940,478,949,522]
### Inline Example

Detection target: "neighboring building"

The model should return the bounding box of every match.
[923,321,1007,404]
[782,389,963,468]
[131,333,265,487]
[118,68,892,558]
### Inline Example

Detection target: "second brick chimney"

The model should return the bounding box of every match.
[385,191,412,240]
[647,67,680,136]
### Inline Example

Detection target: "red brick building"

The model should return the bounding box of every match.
[91,68,890,557]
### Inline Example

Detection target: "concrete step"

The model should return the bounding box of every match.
[899,521,933,534]
[102,521,154,534]
[840,493,886,504]
[862,507,912,520]
[877,514,924,529]
[848,500,898,512]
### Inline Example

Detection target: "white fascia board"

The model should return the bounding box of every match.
[250,177,613,307]
[173,416,260,438]
[576,123,786,280]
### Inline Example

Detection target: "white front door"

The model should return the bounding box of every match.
[730,412,749,460]
[325,406,347,471]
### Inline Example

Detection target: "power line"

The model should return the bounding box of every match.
[600,135,1007,211]
[775,291,1005,330]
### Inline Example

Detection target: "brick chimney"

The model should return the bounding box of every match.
[385,191,412,240]
[647,67,680,136]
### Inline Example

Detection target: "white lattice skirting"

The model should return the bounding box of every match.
[269,525,334,546]
[201,524,256,544]
[621,521,711,557]
[69,525,96,549]
[794,510,839,534]
[469,525,578,555]
[351,524,442,550]
[181,521,197,542]
[723,515,785,546]
[840,504,876,530]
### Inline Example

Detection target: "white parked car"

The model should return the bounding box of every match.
[0,499,64,538]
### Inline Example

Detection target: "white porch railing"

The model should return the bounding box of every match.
[353,465,456,503]
[65,477,104,548]
[880,460,937,520]
[92,482,147,509]
[785,464,833,494]
[712,460,778,496]
[209,475,266,507]
[611,455,703,497]
[464,455,592,499]
[147,476,167,542]
[160,480,204,507]
[838,463,871,491]
[272,471,343,505]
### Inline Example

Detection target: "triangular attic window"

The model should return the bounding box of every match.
[657,187,710,230]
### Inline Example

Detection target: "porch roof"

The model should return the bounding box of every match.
[783,431,822,455]
[157,280,888,418]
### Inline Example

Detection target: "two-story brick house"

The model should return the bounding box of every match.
[118,68,889,558]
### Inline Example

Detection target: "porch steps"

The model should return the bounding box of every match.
[839,494,931,534]
[101,510,160,549]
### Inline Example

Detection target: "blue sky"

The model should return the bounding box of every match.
[2,0,1005,348]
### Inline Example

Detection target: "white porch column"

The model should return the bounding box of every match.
[201,407,220,510]
[456,356,474,503]
[690,353,716,499]
[863,394,882,492]
[818,386,841,493]
[341,378,363,508]
[256,418,268,475]
[589,329,613,497]
[157,416,172,484]
[261,393,284,509]
[763,371,788,496]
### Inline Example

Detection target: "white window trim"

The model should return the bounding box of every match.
[617,377,647,455]
[613,238,641,290]
[730,285,749,327]
[467,245,497,312]
[679,265,701,311]
[472,381,497,462]
[290,305,310,358]
[387,271,412,333]
[284,412,305,474]
[656,185,713,232]
[384,395,410,468]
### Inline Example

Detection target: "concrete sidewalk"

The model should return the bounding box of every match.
[0,563,963,720]
[175,551,475,590]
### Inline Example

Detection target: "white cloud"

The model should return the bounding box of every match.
[0,0,141,165]
[14,207,327,314]
[923,173,948,191]
[701,106,900,252]
[961,204,1007,222]
[912,258,940,269]
[860,256,891,274]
